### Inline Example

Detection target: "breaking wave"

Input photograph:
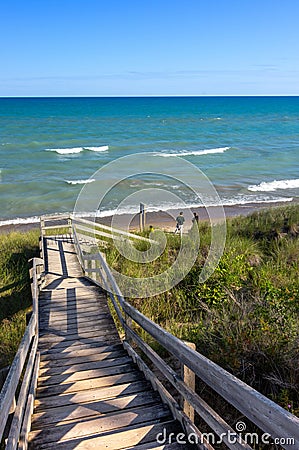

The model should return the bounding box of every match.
[65,179,96,185]
[46,145,109,155]
[248,179,299,192]
[157,147,230,157]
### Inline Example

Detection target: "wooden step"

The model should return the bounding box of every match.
[34,380,152,411]
[36,370,144,397]
[39,320,116,336]
[39,347,126,366]
[31,391,161,428]
[37,362,136,387]
[28,420,182,450]
[39,355,132,377]
[39,311,111,326]
[28,404,172,446]
[38,329,119,346]
[40,342,123,358]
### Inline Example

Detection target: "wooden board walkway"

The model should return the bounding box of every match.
[27,236,194,449]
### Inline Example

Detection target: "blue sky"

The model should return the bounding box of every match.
[1,0,299,96]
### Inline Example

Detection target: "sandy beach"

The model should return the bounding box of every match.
[0,200,296,235]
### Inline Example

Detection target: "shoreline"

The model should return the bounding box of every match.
[0,200,297,235]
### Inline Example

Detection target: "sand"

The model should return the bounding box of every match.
[0,201,296,235]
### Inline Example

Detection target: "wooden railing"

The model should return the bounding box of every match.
[71,216,299,450]
[0,258,44,450]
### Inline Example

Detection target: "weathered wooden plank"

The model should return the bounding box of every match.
[38,307,106,319]
[39,317,111,331]
[39,305,104,319]
[40,292,104,301]
[40,317,114,336]
[36,371,144,398]
[42,284,100,292]
[39,296,106,306]
[38,328,119,344]
[39,297,107,307]
[38,338,120,352]
[38,300,106,312]
[39,289,105,299]
[28,404,171,445]
[39,348,126,367]
[30,420,182,450]
[39,356,132,377]
[39,342,123,358]
[39,326,115,338]
[38,337,121,352]
[31,391,160,428]
[40,346,127,369]
[34,380,152,411]
[37,362,136,387]
[39,321,115,337]
[39,311,110,325]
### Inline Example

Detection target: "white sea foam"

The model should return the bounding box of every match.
[65,179,96,185]
[0,216,41,227]
[46,145,109,155]
[219,196,293,206]
[157,147,230,157]
[84,145,109,152]
[0,212,73,228]
[248,179,299,192]
[47,147,83,155]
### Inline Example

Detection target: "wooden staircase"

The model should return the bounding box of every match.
[27,236,194,449]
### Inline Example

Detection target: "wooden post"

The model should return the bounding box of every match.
[143,206,146,230]
[100,252,107,286]
[91,259,96,283]
[139,203,145,232]
[181,341,196,422]
[40,218,45,236]
[68,216,72,239]
[124,312,133,344]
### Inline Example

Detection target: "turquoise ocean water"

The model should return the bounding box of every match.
[0,96,299,225]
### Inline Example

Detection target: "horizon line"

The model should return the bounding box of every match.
[1,94,299,99]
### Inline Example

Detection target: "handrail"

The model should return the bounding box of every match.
[67,214,299,450]
[71,215,155,243]
[0,257,44,449]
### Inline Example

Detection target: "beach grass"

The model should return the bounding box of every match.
[105,204,299,414]
[0,230,39,368]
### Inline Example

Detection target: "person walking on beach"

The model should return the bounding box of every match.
[175,212,185,236]
[192,211,199,226]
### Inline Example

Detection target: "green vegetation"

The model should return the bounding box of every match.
[106,204,299,415]
[0,230,39,369]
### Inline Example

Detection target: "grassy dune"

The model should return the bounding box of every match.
[0,230,39,368]
[106,204,299,414]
